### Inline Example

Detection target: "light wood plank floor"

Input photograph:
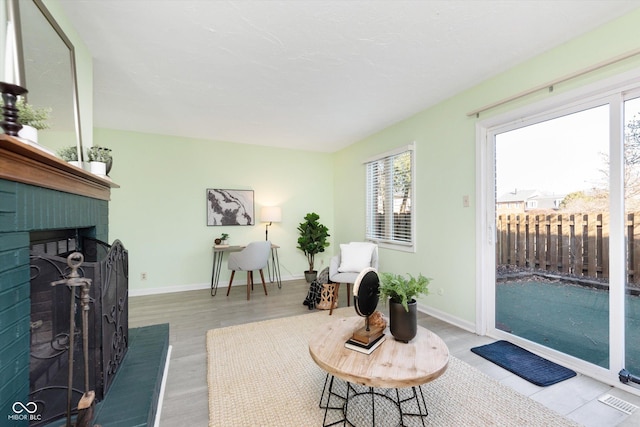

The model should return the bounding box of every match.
[129,279,640,427]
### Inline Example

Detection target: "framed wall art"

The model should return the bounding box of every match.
[206,189,255,226]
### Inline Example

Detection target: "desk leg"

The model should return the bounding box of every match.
[267,247,282,288]
[211,252,224,296]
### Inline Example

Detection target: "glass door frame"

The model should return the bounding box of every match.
[476,69,640,394]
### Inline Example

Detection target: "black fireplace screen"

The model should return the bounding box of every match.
[29,237,128,426]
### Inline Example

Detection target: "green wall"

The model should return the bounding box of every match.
[332,7,640,327]
[88,6,640,324]
[98,128,334,294]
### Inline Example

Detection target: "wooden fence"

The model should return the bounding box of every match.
[496,213,640,284]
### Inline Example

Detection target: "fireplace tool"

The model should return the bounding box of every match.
[51,252,95,427]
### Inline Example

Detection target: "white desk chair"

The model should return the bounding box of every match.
[227,240,272,300]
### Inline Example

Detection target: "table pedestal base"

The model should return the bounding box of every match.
[319,374,429,427]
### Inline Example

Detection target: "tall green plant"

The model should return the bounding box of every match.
[296,212,330,272]
[379,272,430,312]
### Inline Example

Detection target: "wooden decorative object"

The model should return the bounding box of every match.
[317,284,337,310]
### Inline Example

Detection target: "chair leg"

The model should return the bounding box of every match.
[259,269,268,295]
[227,271,236,296]
[346,283,351,307]
[246,271,252,300]
[330,283,340,315]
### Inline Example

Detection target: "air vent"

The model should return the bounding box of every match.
[598,394,638,415]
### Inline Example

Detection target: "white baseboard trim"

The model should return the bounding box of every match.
[417,303,476,334]
[129,275,302,297]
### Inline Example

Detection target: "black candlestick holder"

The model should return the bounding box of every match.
[0,81,28,136]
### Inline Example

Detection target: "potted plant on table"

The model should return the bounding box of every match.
[296,212,330,282]
[379,272,430,343]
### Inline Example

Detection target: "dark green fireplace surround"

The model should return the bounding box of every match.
[0,139,116,427]
[0,179,109,423]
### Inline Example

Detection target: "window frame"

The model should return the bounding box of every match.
[364,143,416,252]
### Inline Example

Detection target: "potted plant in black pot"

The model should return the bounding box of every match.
[379,272,430,343]
[296,212,330,282]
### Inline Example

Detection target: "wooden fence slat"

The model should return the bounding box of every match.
[601,213,609,279]
[508,214,517,265]
[587,213,597,277]
[560,214,571,273]
[527,214,536,268]
[550,214,559,272]
[517,215,526,267]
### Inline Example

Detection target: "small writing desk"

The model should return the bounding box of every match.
[210,244,281,296]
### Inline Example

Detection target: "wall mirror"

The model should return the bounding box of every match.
[1,0,83,160]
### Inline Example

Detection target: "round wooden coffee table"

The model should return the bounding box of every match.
[308,316,449,426]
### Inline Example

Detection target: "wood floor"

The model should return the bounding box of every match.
[129,279,640,427]
[129,279,323,426]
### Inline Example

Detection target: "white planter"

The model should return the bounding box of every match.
[68,160,82,168]
[90,161,107,176]
[18,125,38,143]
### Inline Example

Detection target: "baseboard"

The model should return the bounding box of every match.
[417,302,476,333]
[129,275,302,297]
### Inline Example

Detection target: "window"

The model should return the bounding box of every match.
[365,144,415,250]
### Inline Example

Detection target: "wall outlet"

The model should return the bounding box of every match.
[462,195,470,208]
[141,272,147,280]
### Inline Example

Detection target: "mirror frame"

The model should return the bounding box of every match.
[7,0,84,161]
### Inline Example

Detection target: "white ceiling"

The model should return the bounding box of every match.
[57,0,640,152]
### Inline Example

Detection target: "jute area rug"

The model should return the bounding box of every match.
[206,308,579,427]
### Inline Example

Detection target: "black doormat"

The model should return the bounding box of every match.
[471,340,576,387]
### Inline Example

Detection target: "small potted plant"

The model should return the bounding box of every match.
[379,272,430,343]
[86,145,112,176]
[0,97,52,143]
[296,212,330,282]
[56,145,81,168]
[214,233,230,246]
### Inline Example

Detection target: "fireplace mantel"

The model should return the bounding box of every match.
[0,134,118,201]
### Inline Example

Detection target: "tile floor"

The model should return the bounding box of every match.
[422,315,640,427]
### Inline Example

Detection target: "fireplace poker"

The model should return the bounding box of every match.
[51,252,95,427]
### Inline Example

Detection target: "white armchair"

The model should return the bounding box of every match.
[328,242,378,315]
[226,240,272,300]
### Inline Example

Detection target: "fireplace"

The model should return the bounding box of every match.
[0,135,119,425]
[29,233,128,426]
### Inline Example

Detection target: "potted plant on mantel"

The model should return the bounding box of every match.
[57,145,81,168]
[379,272,430,343]
[86,145,112,176]
[0,97,51,143]
[296,212,330,283]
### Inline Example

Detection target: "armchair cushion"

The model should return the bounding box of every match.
[337,242,377,273]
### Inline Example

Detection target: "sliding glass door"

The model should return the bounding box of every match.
[494,105,611,367]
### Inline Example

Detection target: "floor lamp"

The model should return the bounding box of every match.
[261,206,281,241]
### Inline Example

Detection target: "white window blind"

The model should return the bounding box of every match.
[365,146,414,247]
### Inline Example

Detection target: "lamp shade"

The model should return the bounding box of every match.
[261,206,282,223]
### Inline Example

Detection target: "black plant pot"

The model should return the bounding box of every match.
[389,299,417,343]
[304,270,317,283]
